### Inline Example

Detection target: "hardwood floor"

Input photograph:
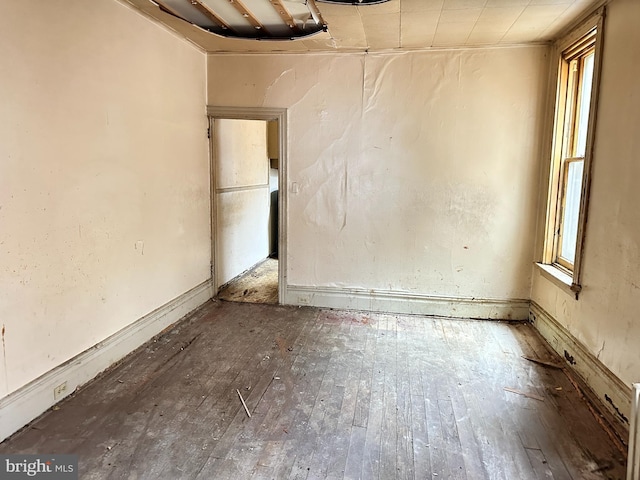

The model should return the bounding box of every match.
[0,301,626,479]
[217,258,278,304]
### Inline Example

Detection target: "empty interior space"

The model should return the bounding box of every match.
[1,0,639,478]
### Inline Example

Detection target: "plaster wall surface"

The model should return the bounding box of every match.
[0,0,210,398]
[531,0,640,393]
[208,47,549,302]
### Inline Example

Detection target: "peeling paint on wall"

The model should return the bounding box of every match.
[605,394,630,424]
[208,47,548,295]
[564,350,576,365]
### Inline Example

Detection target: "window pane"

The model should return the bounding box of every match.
[559,160,584,264]
[575,52,595,157]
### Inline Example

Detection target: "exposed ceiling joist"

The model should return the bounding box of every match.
[129,0,601,52]
[148,0,326,40]
[226,0,269,36]
[185,0,234,33]
[267,0,301,34]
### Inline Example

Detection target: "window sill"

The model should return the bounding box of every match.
[535,263,581,299]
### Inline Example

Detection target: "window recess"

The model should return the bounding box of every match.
[540,9,604,298]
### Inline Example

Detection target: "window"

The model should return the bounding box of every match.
[541,11,604,294]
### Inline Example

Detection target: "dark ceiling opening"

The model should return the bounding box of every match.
[151,0,327,40]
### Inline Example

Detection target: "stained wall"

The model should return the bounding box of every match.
[531,0,640,408]
[208,47,549,312]
[0,0,210,398]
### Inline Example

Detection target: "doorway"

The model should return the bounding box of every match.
[208,107,287,305]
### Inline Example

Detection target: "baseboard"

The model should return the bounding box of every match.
[0,279,214,443]
[285,285,530,320]
[530,301,632,430]
[629,384,640,480]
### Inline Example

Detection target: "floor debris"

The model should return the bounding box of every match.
[521,355,564,369]
[236,389,251,418]
[1,301,627,478]
[504,387,545,402]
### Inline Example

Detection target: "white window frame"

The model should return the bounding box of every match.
[540,9,605,297]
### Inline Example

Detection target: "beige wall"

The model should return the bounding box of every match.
[0,0,209,398]
[208,47,549,306]
[532,0,640,394]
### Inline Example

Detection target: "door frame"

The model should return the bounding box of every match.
[207,106,288,304]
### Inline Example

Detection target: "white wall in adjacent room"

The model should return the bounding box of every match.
[213,119,270,288]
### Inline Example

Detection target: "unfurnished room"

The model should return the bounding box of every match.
[0,0,639,478]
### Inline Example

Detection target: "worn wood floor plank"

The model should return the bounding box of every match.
[380,315,399,480]
[396,317,415,480]
[327,350,363,480]
[0,302,626,480]
[361,316,386,480]
[343,425,367,480]
[352,320,376,429]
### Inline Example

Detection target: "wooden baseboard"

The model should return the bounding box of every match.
[530,301,632,431]
[0,279,213,442]
[628,384,640,479]
[285,285,530,320]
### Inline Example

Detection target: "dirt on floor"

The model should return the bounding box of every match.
[217,257,278,304]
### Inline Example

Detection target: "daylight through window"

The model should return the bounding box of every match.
[542,13,603,293]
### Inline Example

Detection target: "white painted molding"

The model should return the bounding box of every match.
[0,279,213,442]
[628,383,640,480]
[285,285,530,320]
[206,106,288,304]
[530,301,632,430]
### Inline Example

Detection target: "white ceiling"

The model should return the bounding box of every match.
[124,0,601,52]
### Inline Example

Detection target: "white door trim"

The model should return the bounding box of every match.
[207,106,288,304]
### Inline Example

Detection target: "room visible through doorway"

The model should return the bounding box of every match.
[216,257,278,303]
[210,113,283,305]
